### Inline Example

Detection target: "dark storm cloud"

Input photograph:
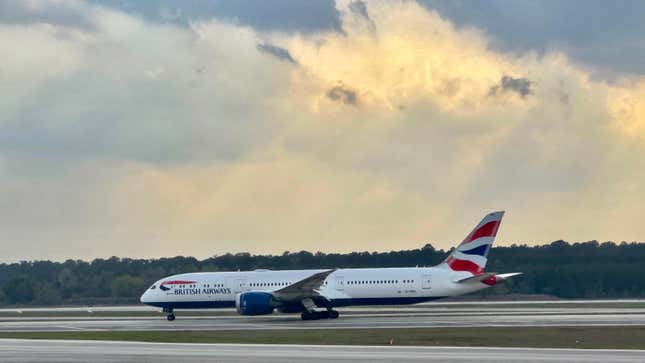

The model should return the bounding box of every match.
[327,84,358,105]
[256,43,297,64]
[349,0,370,20]
[489,75,533,98]
[88,0,341,33]
[348,0,376,33]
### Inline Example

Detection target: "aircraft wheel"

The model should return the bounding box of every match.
[301,312,319,320]
[329,310,339,319]
[166,313,176,321]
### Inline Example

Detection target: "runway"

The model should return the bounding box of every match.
[0,339,643,362]
[2,302,645,362]
[1,303,645,332]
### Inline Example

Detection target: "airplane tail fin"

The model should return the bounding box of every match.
[439,211,505,275]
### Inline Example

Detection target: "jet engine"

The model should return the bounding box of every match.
[235,291,275,315]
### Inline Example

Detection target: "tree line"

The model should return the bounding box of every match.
[1,240,644,306]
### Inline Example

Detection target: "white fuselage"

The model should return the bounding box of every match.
[140,266,488,310]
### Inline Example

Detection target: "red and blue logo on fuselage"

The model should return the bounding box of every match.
[159,280,196,291]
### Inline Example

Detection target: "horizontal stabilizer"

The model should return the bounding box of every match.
[455,272,496,284]
[496,272,523,280]
[455,272,522,285]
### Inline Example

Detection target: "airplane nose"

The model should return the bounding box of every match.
[140,290,150,304]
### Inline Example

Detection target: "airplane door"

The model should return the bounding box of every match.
[422,273,431,290]
[335,276,344,291]
[228,278,247,294]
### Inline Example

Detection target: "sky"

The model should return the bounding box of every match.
[1,0,645,262]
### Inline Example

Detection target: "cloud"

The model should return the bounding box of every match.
[489,75,533,98]
[1,0,645,261]
[348,0,369,19]
[256,43,297,64]
[88,0,342,33]
[0,10,287,164]
[417,0,645,77]
[348,0,375,32]
[0,0,96,30]
[326,83,358,105]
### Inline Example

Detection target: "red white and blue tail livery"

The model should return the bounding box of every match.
[442,211,504,276]
[141,211,522,321]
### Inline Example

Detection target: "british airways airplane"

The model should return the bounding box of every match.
[140,211,521,321]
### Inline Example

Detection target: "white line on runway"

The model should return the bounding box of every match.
[1,299,644,314]
[1,339,644,362]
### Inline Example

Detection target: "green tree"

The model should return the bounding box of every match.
[57,267,79,298]
[2,277,35,304]
[2,240,645,305]
[34,282,62,305]
[111,275,145,298]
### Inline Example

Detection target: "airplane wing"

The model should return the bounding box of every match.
[272,269,336,301]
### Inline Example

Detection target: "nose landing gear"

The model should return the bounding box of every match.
[163,307,175,321]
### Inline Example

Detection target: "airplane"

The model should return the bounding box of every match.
[140,211,521,321]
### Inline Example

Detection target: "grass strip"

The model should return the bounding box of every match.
[1,326,644,349]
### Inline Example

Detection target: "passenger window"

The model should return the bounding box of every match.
[150,285,156,290]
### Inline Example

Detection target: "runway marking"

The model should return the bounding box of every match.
[3,304,645,333]
[1,339,645,362]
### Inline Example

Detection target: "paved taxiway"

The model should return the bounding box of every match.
[2,304,645,332]
[1,340,644,363]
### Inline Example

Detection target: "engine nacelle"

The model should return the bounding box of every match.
[235,291,275,315]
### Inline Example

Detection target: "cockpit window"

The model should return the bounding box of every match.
[150,285,156,290]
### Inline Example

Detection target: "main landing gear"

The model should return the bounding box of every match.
[300,309,339,320]
[163,307,175,321]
